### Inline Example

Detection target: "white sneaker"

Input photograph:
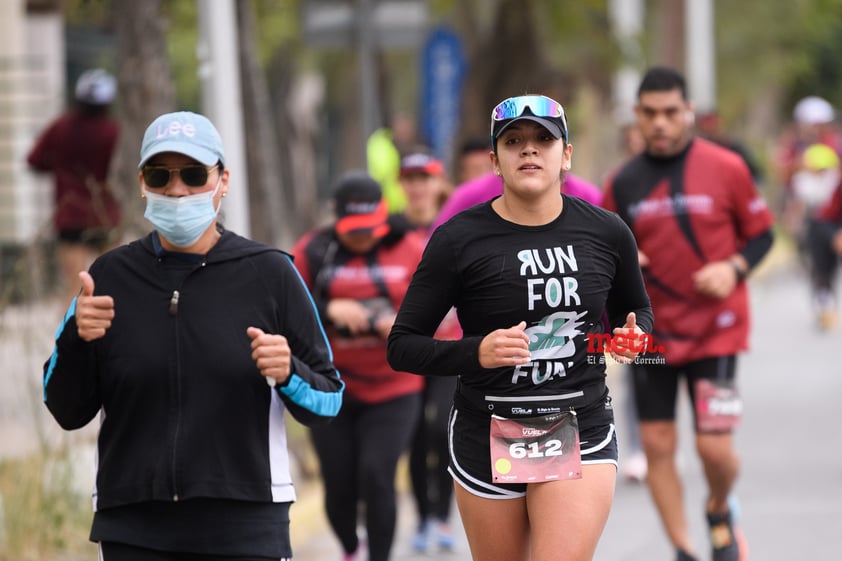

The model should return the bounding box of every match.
[622,451,647,483]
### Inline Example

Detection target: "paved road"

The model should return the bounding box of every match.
[2,246,840,560]
[290,253,842,561]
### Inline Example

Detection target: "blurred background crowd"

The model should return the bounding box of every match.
[3,0,842,276]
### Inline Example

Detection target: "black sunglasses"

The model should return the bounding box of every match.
[142,164,218,188]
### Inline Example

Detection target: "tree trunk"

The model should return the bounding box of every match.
[267,49,326,244]
[283,73,325,242]
[652,0,685,70]
[236,0,289,247]
[111,0,174,239]
[454,0,559,163]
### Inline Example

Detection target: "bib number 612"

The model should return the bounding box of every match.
[509,439,563,459]
[489,412,582,482]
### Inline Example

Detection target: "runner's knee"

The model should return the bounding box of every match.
[695,434,737,467]
[639,422,677,458]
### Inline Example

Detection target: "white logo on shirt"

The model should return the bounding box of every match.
[629,193,713,219]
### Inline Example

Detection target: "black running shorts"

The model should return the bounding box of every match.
[631,354,737,431]
[448,396,618,499]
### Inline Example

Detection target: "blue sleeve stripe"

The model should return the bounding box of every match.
[283,254,334,362]
[281,374,344,417]
[44,298,78,401]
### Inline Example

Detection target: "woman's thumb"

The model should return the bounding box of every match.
[78,271,95,297]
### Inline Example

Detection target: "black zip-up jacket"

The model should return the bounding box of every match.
[44,229,343,515]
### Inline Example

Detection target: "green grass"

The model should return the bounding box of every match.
[0,452,96,561]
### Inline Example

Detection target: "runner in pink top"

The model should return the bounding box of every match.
[430,171,602,233]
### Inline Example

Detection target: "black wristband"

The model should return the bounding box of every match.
[730,258,747,281]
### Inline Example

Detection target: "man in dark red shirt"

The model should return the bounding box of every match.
[27,68,121,304]
[604,67,774,561]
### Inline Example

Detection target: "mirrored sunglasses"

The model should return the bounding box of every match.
[142,164,218,188]
[491,95,569,143]
[492,95,565,122]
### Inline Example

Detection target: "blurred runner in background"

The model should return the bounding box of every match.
[604,66,774,561]
[27,68,122,304]
[292,171,425,561]
[801,143,842,330]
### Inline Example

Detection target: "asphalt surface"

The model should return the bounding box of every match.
[2,244,840,560]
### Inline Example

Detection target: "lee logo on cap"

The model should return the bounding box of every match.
[156,121,197,140]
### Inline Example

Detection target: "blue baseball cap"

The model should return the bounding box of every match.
[138,111,225,169]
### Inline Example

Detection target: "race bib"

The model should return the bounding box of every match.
[695,378,742,432]
[489,411,582,483]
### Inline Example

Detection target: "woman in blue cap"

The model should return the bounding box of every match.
[388,95,653,561]
[42,111,343,561]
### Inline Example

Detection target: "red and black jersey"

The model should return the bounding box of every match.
[603,138,774,366]
[292,225,425,403]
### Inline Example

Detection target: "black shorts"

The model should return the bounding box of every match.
[58,228,112,249]
[632,355,737,431]
[99,542,290,561]
[448,396,617,499]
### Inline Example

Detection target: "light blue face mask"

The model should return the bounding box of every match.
[143,181,221,247]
